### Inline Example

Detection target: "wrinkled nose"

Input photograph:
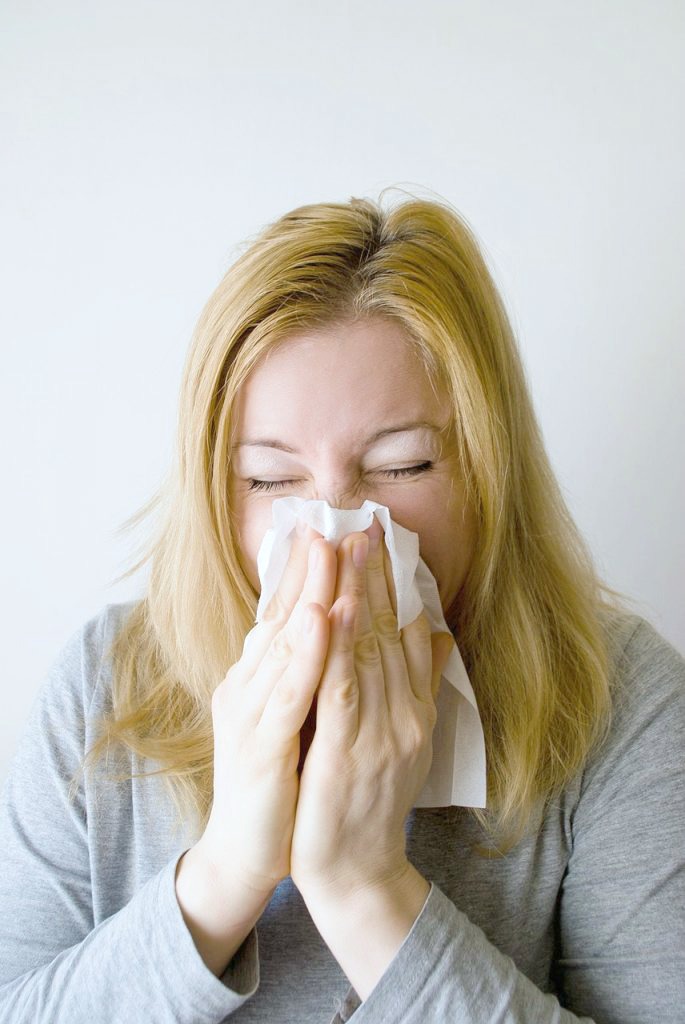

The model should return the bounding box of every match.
[312,484,367,513]
[308,482,373,547]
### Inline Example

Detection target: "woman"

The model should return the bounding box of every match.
[1,194,683,1023]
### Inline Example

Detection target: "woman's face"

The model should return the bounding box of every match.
[229,318,478,628]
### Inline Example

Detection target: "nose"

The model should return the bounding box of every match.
[309,482,376,550]
[312,480,367,512]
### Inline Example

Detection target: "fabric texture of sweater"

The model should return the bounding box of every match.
[0,600,683,1023]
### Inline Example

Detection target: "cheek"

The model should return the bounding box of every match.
[414,524,452,589]
[378,498,447,580]
[233,497,273,591]
[388,489,476,602]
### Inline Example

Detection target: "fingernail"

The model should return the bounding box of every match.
[352,536,368,569]
[304,607,315,632]
[342,602,356,628]
[368,521,382,553]
[296,519,307,537]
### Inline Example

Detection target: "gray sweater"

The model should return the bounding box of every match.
[0,601,683,1023]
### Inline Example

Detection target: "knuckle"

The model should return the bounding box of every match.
[373,610,400,639]
[211,677,232,715]
[365,558,386,580]
[421,697,438,730]
[402,715,430,757]
[274,679,299,706]
[268,628,293,663]
[414,613,432,641]
[333,677,358,708]
[333,616,356,652]
[262,590,290,625]
[224,660,243,684]
[354,630,381,666]
[347,576,367,600]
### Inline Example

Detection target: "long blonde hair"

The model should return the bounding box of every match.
[79,190,624,848]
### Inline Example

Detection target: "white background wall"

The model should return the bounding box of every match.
[1,0,683,781]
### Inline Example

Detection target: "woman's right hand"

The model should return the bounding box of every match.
[175,523,338,975]
[186,523,337,902]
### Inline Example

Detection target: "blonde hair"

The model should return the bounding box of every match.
[78,190,625,849]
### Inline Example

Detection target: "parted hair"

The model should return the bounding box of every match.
[76,189,625,849]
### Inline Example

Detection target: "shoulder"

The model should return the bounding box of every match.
[580,609,685,804]
[557,614,685,1011]
[603,608,684,690]
[604,610,684,732]
[24,600,142,740]
[2,601,141,798]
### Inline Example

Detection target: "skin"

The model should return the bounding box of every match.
[175,318,480,1001]
[229,317,478,627]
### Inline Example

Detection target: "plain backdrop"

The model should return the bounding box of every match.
[1,0,683,782]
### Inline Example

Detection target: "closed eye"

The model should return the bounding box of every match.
[382,461,433,480]
[246,461,433,493]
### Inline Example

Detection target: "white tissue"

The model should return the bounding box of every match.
[254,497,486,808]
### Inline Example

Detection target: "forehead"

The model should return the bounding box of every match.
[234,319,446,439]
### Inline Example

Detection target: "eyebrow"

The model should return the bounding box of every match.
[233,421,441,453]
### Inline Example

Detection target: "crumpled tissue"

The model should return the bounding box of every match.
[253,496,486,808]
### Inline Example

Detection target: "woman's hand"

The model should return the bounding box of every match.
[176,522,342,976]
[290,517,454,902]
[192,523,337,899]
[196,524,337,892]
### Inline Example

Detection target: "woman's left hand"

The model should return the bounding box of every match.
[290,517,454,902]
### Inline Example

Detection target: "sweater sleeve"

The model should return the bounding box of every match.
[0,609,259,1024]
[334,619,685,1024]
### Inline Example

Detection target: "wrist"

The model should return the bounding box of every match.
[306,860,429,917]
[175,844,274,978]
[298,858,425,910]
[178,842,277,913]
[298,861,431,1002]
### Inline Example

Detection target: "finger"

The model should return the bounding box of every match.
[237,525,335,681]
[364,516,394,620]
[261,522,322,626]
[399,612,431,706]
[256,602,330,746]
[378,523,398,619]
[401,614,446,705]
[334,532,387,722]
[288,534,337,634]
[363,517,408,696]
[315,597,360,749]
[240,537,335,708]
